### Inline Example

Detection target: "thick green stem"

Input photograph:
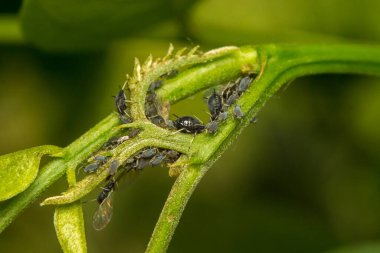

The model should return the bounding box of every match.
[146,165,205,253]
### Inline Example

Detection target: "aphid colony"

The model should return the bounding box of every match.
[88,69,256,231]
[141,70,254,134]
[169,74,255,134]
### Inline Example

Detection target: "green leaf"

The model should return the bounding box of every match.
[54,203,87,253]
[0,145,62,202]
[19,0,198,51]
[54,167,87,253]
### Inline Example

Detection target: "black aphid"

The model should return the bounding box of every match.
[136,158,150,170]
[166,150,180,160]
[150,153,166,167]
[115,89,127,115]
[145,91,157,104]
[97,180,115,204]
[222,82,237,103]
[166,120,175,130]
[94,155,108,163]
[233,105,244,119]
[149,80,162,92]
[237,76,253,95]
[84,155,109,173]
[128,129,141,138]
[145,103,158,118]
[123,158,137,172]
[205,121,219,134]
[226,91,239,106]
[150,115,166,128]
[93,180,115,230]
[108,160,119,177]
[174,116,205,134]
[119,114,132,124]
[84,163,100,173]
[217,111,228,122]
[137,148,157,159]
[207,89,223,120]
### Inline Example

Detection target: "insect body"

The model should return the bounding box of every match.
[136,158,150,170]
[84,163,100,173]
[226,91,239,106]
[217,111,228,122]
[233,105,244,119]
[108,160,119,177]
[166,150,180,162]
[174,116,205,134]
[222,82,237,103]
[237,76,253,94]
[114,89,127,115]
[205,121,219,134]
[150,153,166,166]
[84,155,109,174]
[93,180,115,230]
[137,148,157,159]
[94,155,108,163]
[207,90,223,120]
[149,80,162,92]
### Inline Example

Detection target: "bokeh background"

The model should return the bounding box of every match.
[1,0,380,252]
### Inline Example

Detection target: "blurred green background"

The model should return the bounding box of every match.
[1,0,380,252]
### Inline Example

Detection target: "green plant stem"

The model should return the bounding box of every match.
[0,114,119,233]
[146,165,205,253]
[145,44,380,252]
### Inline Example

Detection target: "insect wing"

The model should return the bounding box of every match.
[93,192,114,230]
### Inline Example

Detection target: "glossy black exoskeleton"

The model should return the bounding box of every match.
[207,89,223,120]
[174,116,205,134]
[93,180,115,230]
[97,180,115,204]
[114,89,127,115]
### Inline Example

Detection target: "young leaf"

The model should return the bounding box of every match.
[0,145,62,201]
[54,203,87,253]
[54,167,87,253]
